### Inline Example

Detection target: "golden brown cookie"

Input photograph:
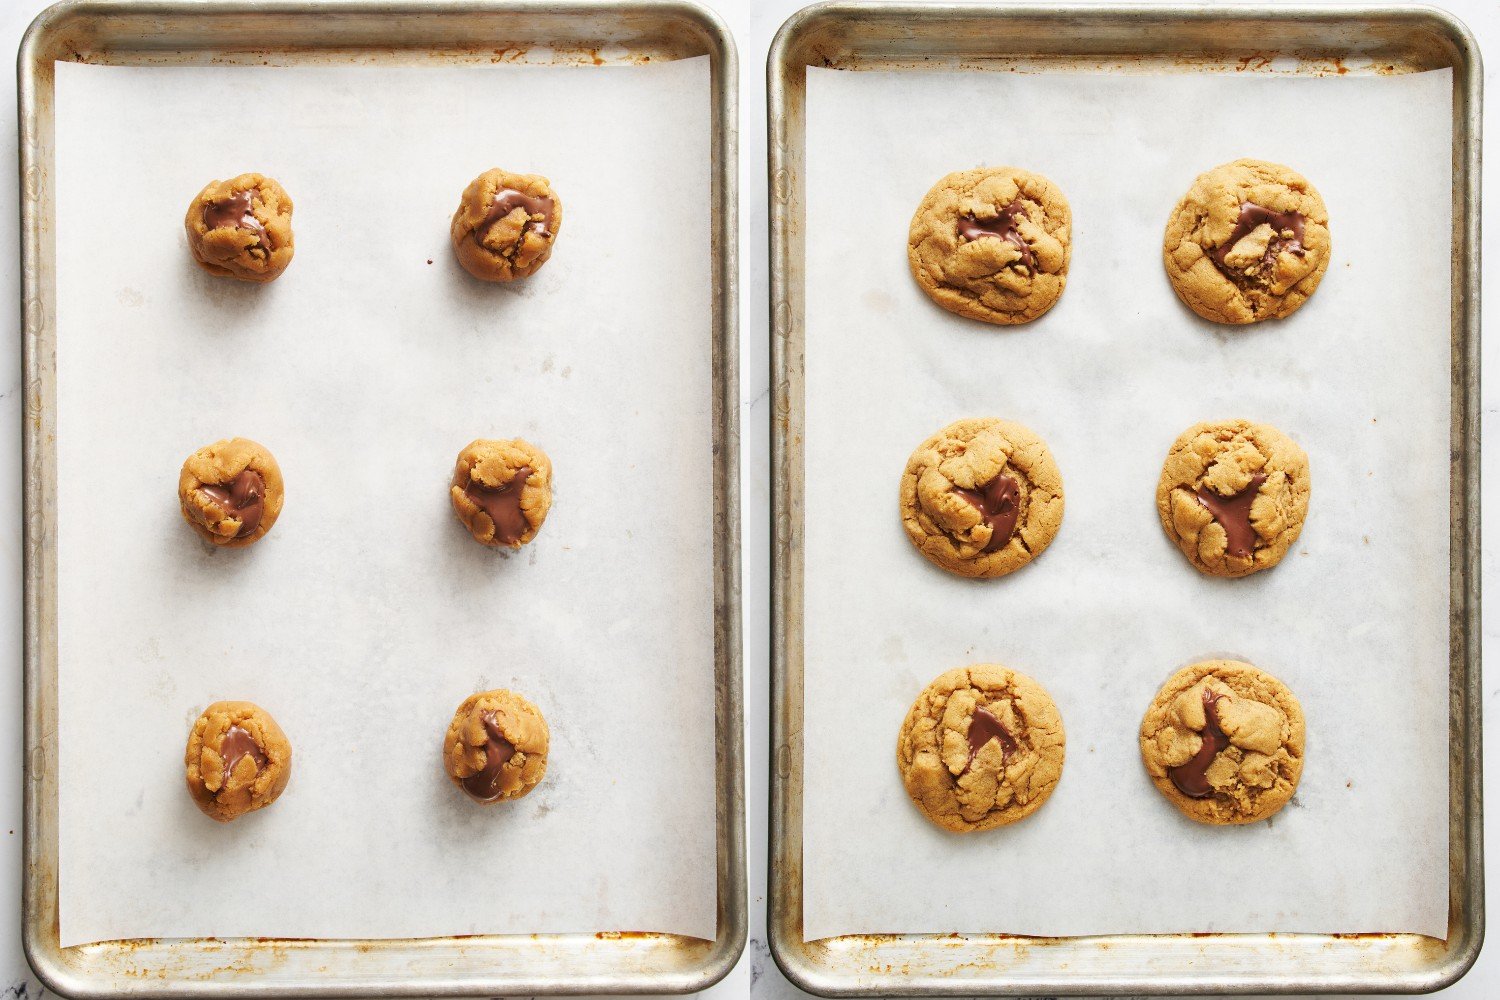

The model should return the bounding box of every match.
[1162,159,1330,324]
[450,168,562,282]
[1157,419,1309,578]
[184,173,294,282]
[449,438,553,548]
[443,689,550,803]
[1139,659,1305,825]
[900,418,1064,578]
[897,664,1065,833]
[184,701,292,822]
[178,437,284,548]
[907,166,1071,325]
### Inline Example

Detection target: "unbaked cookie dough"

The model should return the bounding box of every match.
[178,437,284,548]
[907,166,1071,325]
[1162,159,1330,324]
[184,173,295,282]
[900,418,1065,578]
[1157,419,1309,578]
[443,689,550,803]
[1139,659,1305,825]
[450,169,562,282]
[897,664,1065,833]
[450,438,553,548]
[184,701,292,822]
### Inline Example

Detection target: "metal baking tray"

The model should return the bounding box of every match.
[768,2,1481,995]
[18,1,741,995]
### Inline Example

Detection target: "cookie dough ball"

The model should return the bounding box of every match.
[900,418,1064,578]
[897,664,1065,833]
[1140,660,1305,825]
[443,689,550,803]
[1163,159,1330,324]
[178,437,284,548]
[450,169,562,282]
[184,173,294,282]
[184,701,292,822]
[1157,419,1309,578]
[450,438,552,548]
[908,166,1071,325]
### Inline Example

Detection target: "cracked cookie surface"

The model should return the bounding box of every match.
[1157,419,1309,578]
[907,166,1071,326]
[900,418,1064,578]
[443,689,550,803]
[1162,159,1330,324]
[178,437,284,548]
[897,664,1065,833]
[450,438,553,548]
[450,168,562,282]
[184,700,292,822]
[185,173,294,282]
[1139,659,1304,825]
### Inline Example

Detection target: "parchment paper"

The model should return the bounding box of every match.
[55,57,716,946]
[802,66,1452,940]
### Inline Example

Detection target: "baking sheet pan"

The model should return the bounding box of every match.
[768,2,1481,995]
[21,1,741,995]
[803,61,1452,940]
[60,54,714,946]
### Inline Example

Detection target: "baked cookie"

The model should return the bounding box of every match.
[184,701,292,822]
[907,166,1071,325]
[900,418,1064,578]
[897,664,1065,833]
[450,438,553,548]
[178,437,284,548]
[450,169,562,282]
[1139,659,1305,825]
[184,173,294,282]
[443,689,550,803]
[1157,419,1309,578]
[1162,159,1330,324]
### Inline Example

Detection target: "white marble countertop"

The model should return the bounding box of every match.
[0,1,1494,998]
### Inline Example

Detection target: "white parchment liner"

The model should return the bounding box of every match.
[54,57,716,946]
[802,66,1452,940]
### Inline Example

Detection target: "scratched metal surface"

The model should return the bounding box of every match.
[17,1,743,996]
[767,3,1482,995]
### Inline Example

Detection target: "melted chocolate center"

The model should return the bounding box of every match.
[1209,202,1305,275]
[965,706,1018,772]
[1195,472,1267,559]
[1168,688,1230,798]
[957,199,1035,269]
[202,189,269,256]
[484,188,554,239]
[460,466,533,545]
[219,725,268,786]
[953,474,1020,553]
[200,469,266,538]
[461,712,517,802]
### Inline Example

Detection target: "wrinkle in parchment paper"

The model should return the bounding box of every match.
[54,57,716,946]
[802,66,1451,940]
